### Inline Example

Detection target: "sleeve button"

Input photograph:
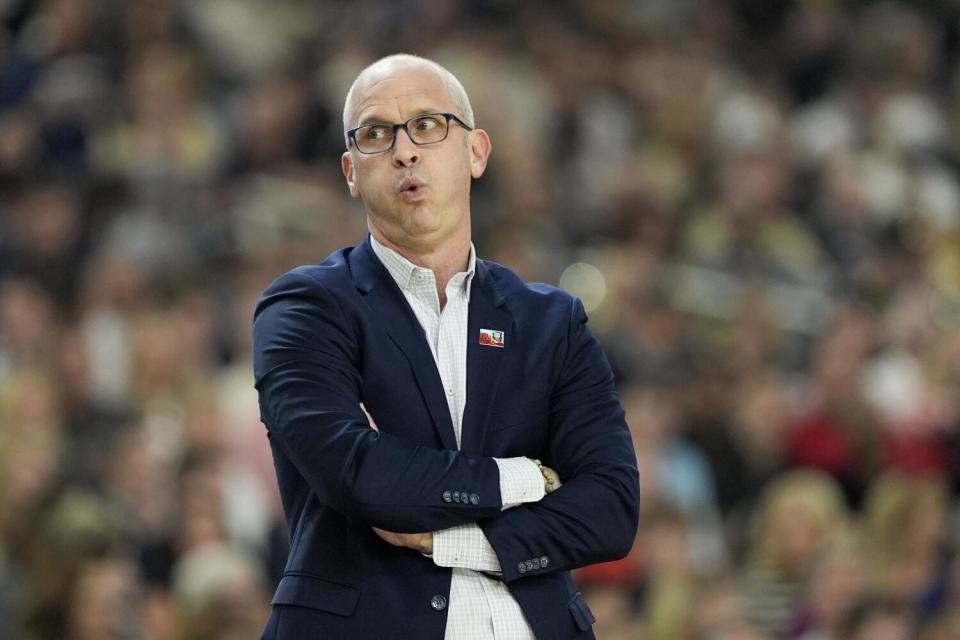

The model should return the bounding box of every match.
[442,491,452,503]
[469,493,479,505]
[517,562,527,574]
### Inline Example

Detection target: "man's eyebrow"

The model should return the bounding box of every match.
[356,108,442,128]
[357,114,390,128]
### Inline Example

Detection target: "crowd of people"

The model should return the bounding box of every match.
[1,0,959,638]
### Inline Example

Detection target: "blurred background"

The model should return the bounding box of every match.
[1,0,959,638]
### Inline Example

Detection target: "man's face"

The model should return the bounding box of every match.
[341,64,491,252]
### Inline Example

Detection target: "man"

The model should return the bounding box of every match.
[252,53,639,639]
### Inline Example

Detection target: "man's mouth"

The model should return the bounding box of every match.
[398,177,426,199]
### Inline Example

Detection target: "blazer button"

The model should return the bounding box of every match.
[430,594,448,611]
[469,493,480,505]
[517,562,527,574]
[442,491,452,503]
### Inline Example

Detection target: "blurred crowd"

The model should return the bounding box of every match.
[1,0,959,638]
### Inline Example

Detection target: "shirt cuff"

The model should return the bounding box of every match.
[432,524,502,573]
[494,457,545,510]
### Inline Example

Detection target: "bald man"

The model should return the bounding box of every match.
[253,54,639,639]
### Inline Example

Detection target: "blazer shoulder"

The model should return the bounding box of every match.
[483,260,578,314]
[252,248,360,380]
[260,247,355,298]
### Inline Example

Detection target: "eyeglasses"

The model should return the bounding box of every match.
[347,112,473,154]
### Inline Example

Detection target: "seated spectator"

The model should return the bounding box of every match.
[860,471,949,616]
[739,469,848,638]
[787,306,881,507]
[687,576,769,640]
[636,502,700,640]
[789,532,868,640]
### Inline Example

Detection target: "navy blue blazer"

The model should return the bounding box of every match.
[252,236,639,639]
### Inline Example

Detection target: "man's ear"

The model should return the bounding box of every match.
[342,151,361,198]
[468,129,492,179]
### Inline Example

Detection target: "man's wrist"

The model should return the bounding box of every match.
[419,532,434,556]
[494,457,546,508]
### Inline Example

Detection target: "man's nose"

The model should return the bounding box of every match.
[391,127,420,167]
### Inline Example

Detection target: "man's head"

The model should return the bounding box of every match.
[342,55,475,138]
[340,54,492,255]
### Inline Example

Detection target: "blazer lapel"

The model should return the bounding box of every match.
[460,261,512,455]
[349,237,458,451]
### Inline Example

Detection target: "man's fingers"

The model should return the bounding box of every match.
[372,527,398,545]
[542,465,562,493]
[371,527,432,554]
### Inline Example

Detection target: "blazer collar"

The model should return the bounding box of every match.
[348,234,511,454]
[460,264,512,455]
[351,235,491,294]
[350,235,389,295]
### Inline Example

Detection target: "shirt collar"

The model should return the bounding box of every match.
[369,234,476,294]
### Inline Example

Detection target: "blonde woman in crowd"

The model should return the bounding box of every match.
[860,471,949,613]
[789,532,868,639]
[739,469,849,638]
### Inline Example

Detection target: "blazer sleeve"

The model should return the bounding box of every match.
[478,297,640,582]
[253,269,503,533]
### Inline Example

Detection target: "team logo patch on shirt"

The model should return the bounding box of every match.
[479,328,505,348]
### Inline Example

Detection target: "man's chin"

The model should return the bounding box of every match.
[403,210,446,235]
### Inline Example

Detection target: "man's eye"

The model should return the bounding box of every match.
[414,116,442,131]
[365,126,390,140]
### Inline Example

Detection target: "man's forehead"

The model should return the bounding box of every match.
[350,64,452,117]
[356,60,443,90]
[355,93,442,119]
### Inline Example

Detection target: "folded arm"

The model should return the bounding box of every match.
[429,457,555,571]
[255,270,512,533]
[476,298,640,582]
[422,298,638,579]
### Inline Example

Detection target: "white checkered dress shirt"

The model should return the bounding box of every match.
[371,236,543,640]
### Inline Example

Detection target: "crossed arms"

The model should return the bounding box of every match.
[253,270,639,582]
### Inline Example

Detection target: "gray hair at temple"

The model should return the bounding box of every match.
[342,53,475,148]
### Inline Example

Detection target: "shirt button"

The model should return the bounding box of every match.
[442,491,452,503]
[447,388,453,395]
[517,562,527,574]
[469,493,480,505]
[430,594,447,611]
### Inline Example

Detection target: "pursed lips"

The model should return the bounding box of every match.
[397,176,427,201]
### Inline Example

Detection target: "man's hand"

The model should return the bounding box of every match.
[533,459,562,494]
[372,528,434,555]
[542,464,561,493]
